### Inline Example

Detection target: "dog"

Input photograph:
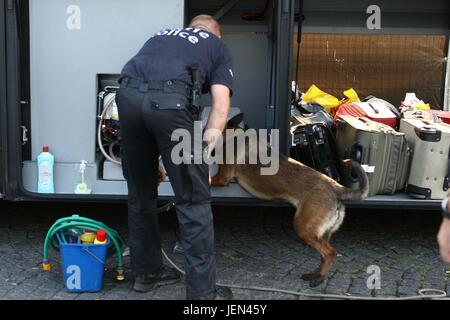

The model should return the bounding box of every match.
[211,114,369,287]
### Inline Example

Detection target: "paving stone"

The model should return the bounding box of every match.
[0,202,447,300]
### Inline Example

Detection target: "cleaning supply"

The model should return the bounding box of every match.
[57,232,108,293]
[80,229,96,244]
[37,146,55,193]
[65,227,83,243]
[94,229,108,244]
[74,160,92,194]
[64,214,83,243]
[42,215,125,281]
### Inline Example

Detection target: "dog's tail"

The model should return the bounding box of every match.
[336,159,369,201]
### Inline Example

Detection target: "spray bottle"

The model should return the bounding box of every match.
[74,160,92,194]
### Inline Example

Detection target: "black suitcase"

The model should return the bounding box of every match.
[289,116,341,182]
[292,102,336,132]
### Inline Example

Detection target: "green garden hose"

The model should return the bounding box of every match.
[42,215,125,280]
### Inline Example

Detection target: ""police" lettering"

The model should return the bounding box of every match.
[188,36,199,44]
[156,28,210,45]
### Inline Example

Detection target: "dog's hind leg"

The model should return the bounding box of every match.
[294,206,338,287]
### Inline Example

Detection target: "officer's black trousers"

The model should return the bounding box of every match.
[115,84,215,299]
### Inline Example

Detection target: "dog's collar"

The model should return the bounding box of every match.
[442,197,450,219]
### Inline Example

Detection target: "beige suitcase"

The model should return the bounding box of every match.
[336,116,411,196]
[399,119,450,199]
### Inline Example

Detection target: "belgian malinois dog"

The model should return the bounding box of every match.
[211,114,369,287]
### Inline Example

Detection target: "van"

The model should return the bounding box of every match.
[1,0,449,209]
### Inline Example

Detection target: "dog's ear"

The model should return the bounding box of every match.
[226,113,244,129]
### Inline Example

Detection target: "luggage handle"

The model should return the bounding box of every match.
[414,126,441,142]
[358,117,380,131]
[358,117,369,123]
[421,120,434,126]
[367,102,379,114]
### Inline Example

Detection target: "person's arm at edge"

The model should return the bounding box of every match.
[438,196,450,263]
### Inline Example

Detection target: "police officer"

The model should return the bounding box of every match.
[116,15,233,300]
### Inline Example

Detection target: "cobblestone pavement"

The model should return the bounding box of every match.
[0,200,448,300]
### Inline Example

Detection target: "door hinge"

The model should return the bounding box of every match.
[20,125,28,145]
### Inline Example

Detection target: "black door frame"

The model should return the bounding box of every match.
[273,0,295,156]
[0,0,8,199]
[3,0,22,200]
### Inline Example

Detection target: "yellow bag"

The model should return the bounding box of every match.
[413,103,430,110]
[302,85,340,114]
[343,88,360,104]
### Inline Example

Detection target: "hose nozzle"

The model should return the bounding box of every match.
[42,261,52,271]
[116,267,125,281]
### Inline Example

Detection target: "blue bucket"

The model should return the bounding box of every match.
[57,233,108,293]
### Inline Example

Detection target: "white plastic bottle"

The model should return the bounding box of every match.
[37,146,55,193]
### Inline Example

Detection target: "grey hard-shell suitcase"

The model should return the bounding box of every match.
[402,110,442,123]
[399,118,450,199]
[336,116,411,196]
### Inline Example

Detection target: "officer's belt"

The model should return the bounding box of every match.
[120,77,190,96]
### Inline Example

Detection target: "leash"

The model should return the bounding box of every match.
[161,249,448,300]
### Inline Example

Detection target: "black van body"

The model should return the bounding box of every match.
[1,0,449,209]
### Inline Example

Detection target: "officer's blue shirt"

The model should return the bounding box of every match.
[121,27,233,95]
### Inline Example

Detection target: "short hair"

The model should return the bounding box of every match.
[189,15,222,37]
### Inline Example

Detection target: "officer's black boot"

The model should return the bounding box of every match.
[133,265,182,293]
[191,287,233,300]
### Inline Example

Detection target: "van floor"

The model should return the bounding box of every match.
[0,201,446,300]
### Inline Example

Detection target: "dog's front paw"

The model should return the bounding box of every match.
[210,176,230,186]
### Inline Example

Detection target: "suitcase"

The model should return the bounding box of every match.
[334,103,366,119]
[402,110,441,122]
[334,102,398,129]
[292,103,336,132]
[430,110,450,125]
[290,116,341,182]
[399,119,450,199]
[362,96,401,118]
[336,116,411,196]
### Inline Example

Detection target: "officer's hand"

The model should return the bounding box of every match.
[158,166,167,186]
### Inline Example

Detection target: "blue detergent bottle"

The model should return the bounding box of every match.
[37,146,55,193]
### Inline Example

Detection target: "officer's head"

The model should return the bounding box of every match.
[189,15,222,39]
